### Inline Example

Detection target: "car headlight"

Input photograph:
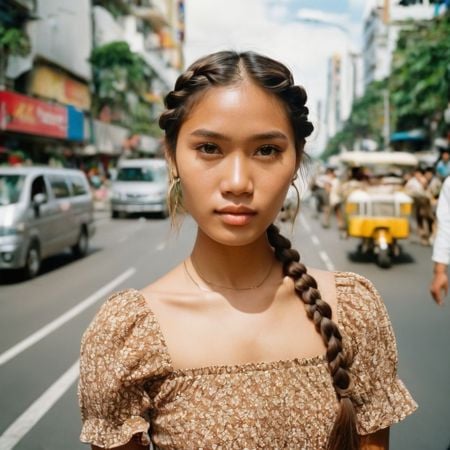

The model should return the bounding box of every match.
[0,224,25,236]
[112,191,123,200]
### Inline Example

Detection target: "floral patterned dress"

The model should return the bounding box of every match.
[78,272,417,449]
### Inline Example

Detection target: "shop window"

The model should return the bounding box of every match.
[49,176,70,198]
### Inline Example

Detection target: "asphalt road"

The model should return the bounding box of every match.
[0,207,449,450]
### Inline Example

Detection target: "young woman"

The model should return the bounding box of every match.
[78,51,417,450]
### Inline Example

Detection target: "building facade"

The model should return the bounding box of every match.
[1,0,184,169]
[362,0,436,88]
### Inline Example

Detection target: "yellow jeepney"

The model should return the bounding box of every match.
[338,151,418,268]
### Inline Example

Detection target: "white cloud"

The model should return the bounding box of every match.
[184,0,356,154]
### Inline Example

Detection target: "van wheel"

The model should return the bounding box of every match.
[24,242,41,279]
[377,249,392,269]
[72,228,89,258]
[111,210,119,219]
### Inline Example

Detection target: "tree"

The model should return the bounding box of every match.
[89,41,153,122]
[0,25,31,88]
[322,80,386,160]
[389,14,450,135]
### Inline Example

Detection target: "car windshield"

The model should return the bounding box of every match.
[0,175,25,206]
[117,166,166,182]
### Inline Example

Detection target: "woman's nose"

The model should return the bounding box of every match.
[220,154,253,196]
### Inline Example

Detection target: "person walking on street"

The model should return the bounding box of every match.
[430,176,450,305]
[78,51,416,450]
[436,150,450,180]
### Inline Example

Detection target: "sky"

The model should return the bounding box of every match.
[184,0,369,155]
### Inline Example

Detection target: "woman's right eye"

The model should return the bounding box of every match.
[196,143,220,155]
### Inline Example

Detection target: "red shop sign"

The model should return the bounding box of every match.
[0,90,67,138]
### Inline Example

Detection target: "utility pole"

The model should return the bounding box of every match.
[383,88,390,150]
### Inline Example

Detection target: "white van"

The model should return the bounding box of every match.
[0,166,95,278]
[110,159,169,218]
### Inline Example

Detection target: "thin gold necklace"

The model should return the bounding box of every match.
[184,257,275,291]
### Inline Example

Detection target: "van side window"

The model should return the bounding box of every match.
[49,176,71,198]
[31,176,47,202]
[70,176,88,196]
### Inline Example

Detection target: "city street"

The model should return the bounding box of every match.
[0,207,449,450]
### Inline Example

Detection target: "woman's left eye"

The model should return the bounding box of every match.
[255,145,281,157]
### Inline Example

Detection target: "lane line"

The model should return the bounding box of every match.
[299,214,311,232]
[319,250,336,271]
[0,360,79,450]
[311,235,320,246]
[0,268,136,366]
[156,242,166,251]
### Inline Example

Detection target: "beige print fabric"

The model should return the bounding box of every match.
[78,272,417,449]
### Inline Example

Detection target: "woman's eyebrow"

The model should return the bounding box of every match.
[190,129,288,141]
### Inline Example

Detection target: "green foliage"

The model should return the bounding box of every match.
[322,80,386,160]
[0,25,31,56]
[130,101,163,137]
[389,14,450,130]
[323,13,450,159]
[90,41,153,117]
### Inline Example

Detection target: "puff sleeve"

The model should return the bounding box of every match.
[78,289,172,448]
[338,273,418,435]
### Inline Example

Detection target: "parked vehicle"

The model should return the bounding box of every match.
[338,151,418,268]
[0,166,95,278]
[110,159,169,219]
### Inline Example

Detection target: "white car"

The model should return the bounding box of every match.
[110,159,169,218]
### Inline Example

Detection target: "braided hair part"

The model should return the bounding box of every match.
[267,224,359,450]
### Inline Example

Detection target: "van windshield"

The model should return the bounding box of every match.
[0,175,25,206]
[117,167,166,182]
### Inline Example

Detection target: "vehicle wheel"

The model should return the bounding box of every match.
[111,210,119,219]
[160,205,169,219]
[24,242,41,279]
[377,249,392,268]
[72,228,89,258]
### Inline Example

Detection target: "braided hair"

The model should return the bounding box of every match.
[159,50,359,450]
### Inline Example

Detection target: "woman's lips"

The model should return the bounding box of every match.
[215,209,257,226]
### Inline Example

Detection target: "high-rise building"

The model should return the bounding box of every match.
[362,0,436,88]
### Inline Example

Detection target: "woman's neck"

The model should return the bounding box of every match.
[190,228,277,290]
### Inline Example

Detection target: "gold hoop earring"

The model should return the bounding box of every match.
[168,176,183,219]
[291,179,301,219]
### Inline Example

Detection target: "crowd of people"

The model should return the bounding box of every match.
[309,150,450,245]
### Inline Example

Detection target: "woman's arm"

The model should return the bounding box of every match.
[360,427,390,450]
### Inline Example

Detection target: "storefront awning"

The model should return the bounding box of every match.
[390,129,426,142]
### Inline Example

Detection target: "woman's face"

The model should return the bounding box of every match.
[174,79,299,246]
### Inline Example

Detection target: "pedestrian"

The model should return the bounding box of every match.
[322,167,345,235]
[405,168,432,245]
[435,150,450,180]
[430,176,450,305]
[78,51,417,450]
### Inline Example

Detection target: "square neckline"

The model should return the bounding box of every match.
[134,271,350,377]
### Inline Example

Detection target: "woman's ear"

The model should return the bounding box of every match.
[164,142,178,178]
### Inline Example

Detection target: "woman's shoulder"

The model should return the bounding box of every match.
[333,271,394,343]
[81,288,170,360]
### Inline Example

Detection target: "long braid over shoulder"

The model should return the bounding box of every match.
[159,50,359,449]
[267,224,359,450]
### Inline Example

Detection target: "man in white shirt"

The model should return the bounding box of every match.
[430,176,450,305]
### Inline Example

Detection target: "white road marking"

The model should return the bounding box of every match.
[0,268,136,366]
[299,214,311,232]
[156,241,166,251]
[0,360,79,450]
[311,235,320,246]
[319,250,336,271]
